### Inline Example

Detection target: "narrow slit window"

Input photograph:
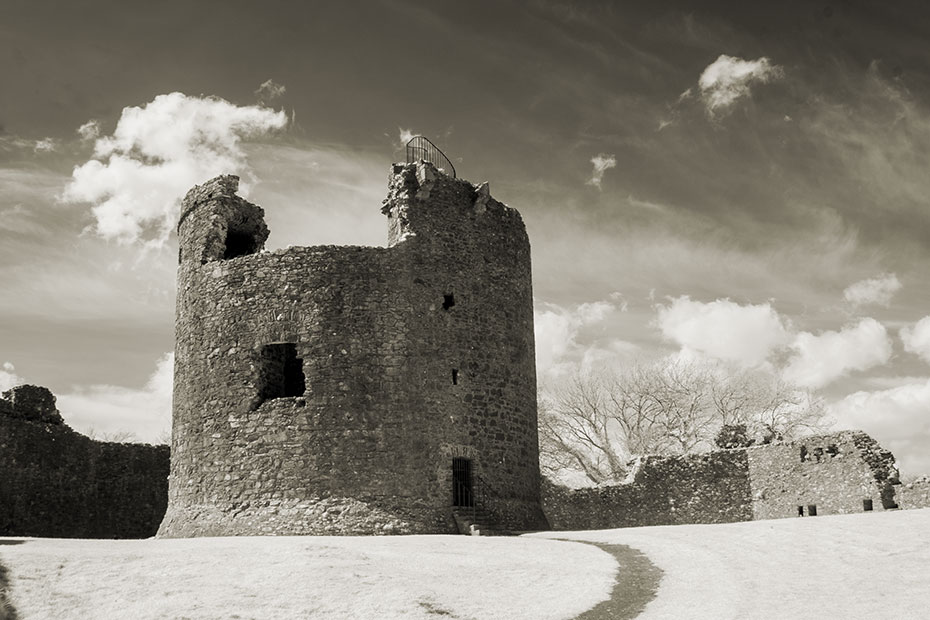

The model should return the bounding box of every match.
[452,369,458,385]
[257,343,305,405]
[442,293,455,311]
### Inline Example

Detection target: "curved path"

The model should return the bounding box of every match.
[566,543,662,620]
[534,508,930,620]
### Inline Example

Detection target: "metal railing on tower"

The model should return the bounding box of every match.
[405,136,456,178]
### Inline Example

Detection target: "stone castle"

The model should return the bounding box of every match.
[3,155,930,540]
[157,162,549,536]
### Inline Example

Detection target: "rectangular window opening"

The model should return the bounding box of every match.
[863,498,873,512]
[224,229,259,260]
[807,504,817,517]
[257,343,305,405]
[452,369,458,385]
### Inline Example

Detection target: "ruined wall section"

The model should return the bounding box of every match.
[161,166,546,536]
[542,431,901,530]
[898,477,930,509]
[0,386,168,538]
[747,431,900,519]
[542,451,752,530]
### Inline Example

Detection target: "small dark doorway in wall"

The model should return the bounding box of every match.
[797,505,804,517]
[257,343,305,405]
[807,504,817,516]
[863,498,874,511]
[452,457,473,507]
[224,229,258,260]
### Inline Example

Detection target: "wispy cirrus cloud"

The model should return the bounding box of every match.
[254,79,286,104]
[61,92,288,247]
[586,153,616,189]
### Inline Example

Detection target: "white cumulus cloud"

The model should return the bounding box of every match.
[535,298,632,380]
[62,92,288,247]
[0,362,26,392]
[830,378,930,475]
[698,54,783,117]
[655,296,790,368]
[843,273,902,308]
[901,316,930,364]
[783,318,892,389]
[586,153,616,189]
[58,352,173,443]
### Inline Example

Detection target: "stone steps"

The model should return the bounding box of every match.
[451,507,514,536]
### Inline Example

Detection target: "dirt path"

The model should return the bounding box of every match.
[534,508,930,620]
[567,542,662,620]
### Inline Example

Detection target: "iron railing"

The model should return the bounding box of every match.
[405,136,456,178]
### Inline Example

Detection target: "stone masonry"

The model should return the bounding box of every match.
[0,385,169,538]
[542,431,904,530]
[158,162,549,536]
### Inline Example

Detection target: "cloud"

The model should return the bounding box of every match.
[901,316,930,364]
[77,120,100,141]
[655,296,790,367]
[697,54,783,117]
[830,378,930,475]
[57,352,173,443]
[62,92,288,247]
[586,153,616,189]
[0,362,26,391]
[535,298,632,380]
[398,127,416,147]
[254,79,286,104]
[783,318,892,389]
[33,137,58,153]
[843,273,902,308]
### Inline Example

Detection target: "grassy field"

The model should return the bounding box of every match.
[534,507,930,619]
[3,508,929,619]
[0,535,616,620]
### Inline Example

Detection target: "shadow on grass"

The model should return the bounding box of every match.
[0,546,21,620]
[565,542,663,620]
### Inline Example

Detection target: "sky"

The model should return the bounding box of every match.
[2,0,930,473]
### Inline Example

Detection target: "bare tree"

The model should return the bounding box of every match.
[539,359,830,485]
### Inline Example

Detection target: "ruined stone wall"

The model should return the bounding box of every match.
[160,164,546,537]
[542,431,900,530]
[747,431,898,519]
[898,478,930,509]
[0,386,169,538]
[542,451,752,530]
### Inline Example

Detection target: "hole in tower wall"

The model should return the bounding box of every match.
[442,293,455,311]
[452,369,458,385]
[224,229,259,260]
[807,504,817,516]
[257,343,305,405]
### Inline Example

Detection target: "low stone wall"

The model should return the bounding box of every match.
[898,478,930,509]
[542,451,752,530]
[542,431,903,531]
[0,385,169,538]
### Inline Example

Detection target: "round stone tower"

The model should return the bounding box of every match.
[158,162,548,536]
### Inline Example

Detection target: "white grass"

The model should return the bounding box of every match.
[0,535,616,620]
[532,507,930,619]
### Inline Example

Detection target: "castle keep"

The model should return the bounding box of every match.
[157,162,548,536]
